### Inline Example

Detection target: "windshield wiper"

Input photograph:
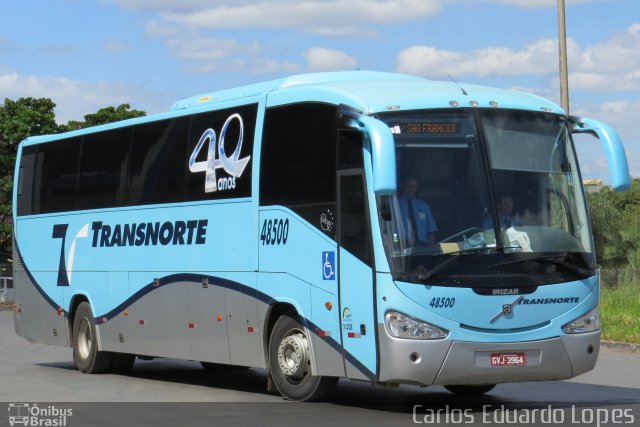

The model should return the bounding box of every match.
[488,254,596,275]
[414,246,520,282]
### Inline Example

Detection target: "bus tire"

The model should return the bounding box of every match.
[72,302,113,373]
[110,353,136,374]
[444,384,496,395]
[268,312,337,401]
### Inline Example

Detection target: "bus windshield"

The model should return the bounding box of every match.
[376,109,595,288]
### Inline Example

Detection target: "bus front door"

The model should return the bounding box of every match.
[338,170,377,381]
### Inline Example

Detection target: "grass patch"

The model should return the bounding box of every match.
[600,281,640,344]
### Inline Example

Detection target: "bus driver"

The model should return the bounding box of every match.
[397,177,437,246]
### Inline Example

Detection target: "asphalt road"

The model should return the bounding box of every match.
[1,309,639,427]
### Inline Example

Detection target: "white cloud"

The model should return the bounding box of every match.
[161,0,441,36]
[249,58,301,75]
[466,0,600,8]
[572,100,640,180]
[397,23,640,92]
[396,39,561,77]
[102,40,131,54]
[305,47,357,72]
[570,71,640,91]
[166,37,262,61]
[144,20,181,38]
[579,23,640,73]
[161,36,300,75]
[182,58,301,75]
[107,0,599,12]
[102,0,219,11]
[0,70,166,123]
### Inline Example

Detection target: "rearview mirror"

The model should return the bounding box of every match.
[338,105,397,195]
[570,116,630,191]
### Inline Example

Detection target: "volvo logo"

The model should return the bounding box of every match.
[490,296,524,324]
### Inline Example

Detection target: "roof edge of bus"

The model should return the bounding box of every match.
[169,70,424,111]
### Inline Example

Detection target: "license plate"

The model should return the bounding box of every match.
[490,352,526,366]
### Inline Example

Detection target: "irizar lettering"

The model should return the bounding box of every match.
[90,220,208,247]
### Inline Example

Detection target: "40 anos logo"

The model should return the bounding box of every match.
[189,113,251,193]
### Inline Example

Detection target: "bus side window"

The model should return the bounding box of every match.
[129,117,190,206]
[37,137,82,214]
[78,127,132,210]
[260,103,338,238]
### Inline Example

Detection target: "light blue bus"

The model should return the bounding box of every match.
[12,71,630,401]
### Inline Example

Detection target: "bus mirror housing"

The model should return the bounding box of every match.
[570,116,631,191]
[338,105,397,195]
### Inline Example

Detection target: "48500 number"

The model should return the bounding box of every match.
[260,218,289,246]
[429,297,455,309]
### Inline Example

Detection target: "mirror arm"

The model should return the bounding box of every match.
[569,115,630,191]
[338,104,397,195]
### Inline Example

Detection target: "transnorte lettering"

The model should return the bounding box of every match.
[90,220,208,247]
[518,297,579,305]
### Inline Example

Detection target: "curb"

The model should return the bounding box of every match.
[601,340,640,354]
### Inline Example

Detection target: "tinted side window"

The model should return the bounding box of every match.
[187,104,257,201]
[338,131,364,170]
[77,128,132,210]
[17,145,38,216]
[129,117,190,206]
[340,174,372,266]
[37,137,81,214]
[260,103,337,237]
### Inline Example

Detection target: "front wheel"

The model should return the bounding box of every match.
[269,312,337,401]
[72,302,113,373]
[444,384,496,395]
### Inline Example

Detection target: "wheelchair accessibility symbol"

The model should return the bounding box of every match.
[322,251,335,280]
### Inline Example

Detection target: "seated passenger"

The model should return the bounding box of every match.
[482,194,522,230]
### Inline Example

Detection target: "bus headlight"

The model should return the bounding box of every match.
[385,311,449,339]
[562,306,600,334]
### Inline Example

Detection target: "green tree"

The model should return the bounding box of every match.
[0,97,60,258]
[0,100,147,261]
[587,187,637,269]
[61,103,145,131]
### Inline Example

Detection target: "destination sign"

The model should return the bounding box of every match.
[404,122,460,134]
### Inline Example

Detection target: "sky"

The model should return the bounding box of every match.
[0,0,638,182]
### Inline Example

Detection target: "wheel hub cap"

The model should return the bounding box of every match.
[277,331,309,378]
[78,318,92,360]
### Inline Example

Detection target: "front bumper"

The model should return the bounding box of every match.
[377,324,600,386]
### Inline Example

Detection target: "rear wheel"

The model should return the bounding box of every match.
[72,302,113,373]
[269,312,337,401]
[444,384,496,395]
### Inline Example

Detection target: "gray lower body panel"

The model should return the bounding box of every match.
[12,263,357,378]
[378,324,600,386]
[13,253,69,347]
